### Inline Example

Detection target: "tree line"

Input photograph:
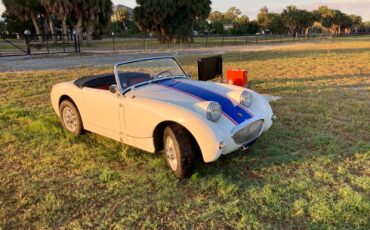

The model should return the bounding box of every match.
[1,0,113,42]
[1,0,370,44]
[202,5,366,36]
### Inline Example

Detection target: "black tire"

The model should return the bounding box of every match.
[59,100,83,135]
[163,125,195,178]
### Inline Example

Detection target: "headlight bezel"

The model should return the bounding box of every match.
[206,102,222,122]
[240,91,253,107]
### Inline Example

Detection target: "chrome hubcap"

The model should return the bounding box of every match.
[165,136,177,171]
[63,107,78,132]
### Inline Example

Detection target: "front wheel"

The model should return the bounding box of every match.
[163,125,195,178]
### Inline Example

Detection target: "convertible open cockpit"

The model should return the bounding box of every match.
[74,72,151,91]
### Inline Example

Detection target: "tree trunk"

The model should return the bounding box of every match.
[86,13,95,43]
[305,27,309,38]
[61,15,68,42]
[43,16,49,35]
[75,14,83,41]
[48,16,57,43]
[159,27,166,44]
[31,14,43,43]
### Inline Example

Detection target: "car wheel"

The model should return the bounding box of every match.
[59,100,83,135]
[163,125,195,178]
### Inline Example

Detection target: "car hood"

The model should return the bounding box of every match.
[132,78,255,125]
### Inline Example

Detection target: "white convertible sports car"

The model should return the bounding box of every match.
[51,57,276,178]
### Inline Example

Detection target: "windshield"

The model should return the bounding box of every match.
[115,58,186,92]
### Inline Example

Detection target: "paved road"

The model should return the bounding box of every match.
[0,43,310,72]
[0,50,212,72]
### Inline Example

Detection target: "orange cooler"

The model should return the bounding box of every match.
[226,70,248,87]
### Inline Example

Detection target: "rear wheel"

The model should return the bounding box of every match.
[59,100,83,135]
[163,125,195,178]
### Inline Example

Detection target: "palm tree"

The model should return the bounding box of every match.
[70,0,84,40]
[40,0,56,42]
[84,0,113,42]
[114,7,129,30]
[55,0,72,41]
[3,0,113,43]
[2,0,44,42]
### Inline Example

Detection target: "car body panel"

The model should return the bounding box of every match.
[52,82,123,142]
[80,87,122,141]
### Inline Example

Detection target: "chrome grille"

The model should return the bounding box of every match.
[232,120,264,145]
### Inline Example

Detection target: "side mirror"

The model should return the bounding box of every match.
[109,84,118,94]
[186,73,192,78]
[129,86,136,98]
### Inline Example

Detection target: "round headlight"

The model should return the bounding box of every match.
[206,102,222,122]
[240,91,253,107]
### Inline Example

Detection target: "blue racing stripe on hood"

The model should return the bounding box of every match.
[157,79,253,125]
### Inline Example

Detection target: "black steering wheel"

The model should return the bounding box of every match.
[156,70,173,78]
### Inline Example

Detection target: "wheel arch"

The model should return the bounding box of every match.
[153,121,201,158]
[59,94,76,107]
[58,95,82,116]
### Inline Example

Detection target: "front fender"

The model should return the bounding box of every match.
[124,96,222,162]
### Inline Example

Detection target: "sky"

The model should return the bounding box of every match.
[0,0,369,20]
[0,2,4,17]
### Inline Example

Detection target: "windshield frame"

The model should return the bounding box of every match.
[113,57,188,95]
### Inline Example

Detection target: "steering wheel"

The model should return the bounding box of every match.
[156,70,173,78]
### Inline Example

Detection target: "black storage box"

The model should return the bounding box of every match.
[197,56,223,81]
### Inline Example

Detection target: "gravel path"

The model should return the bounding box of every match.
[0,43,309,72]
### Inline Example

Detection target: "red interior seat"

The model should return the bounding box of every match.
[128,76,148,86]
[95,84,111,90]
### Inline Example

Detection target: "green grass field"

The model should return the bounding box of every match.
[84,34,330,50]
[0,39,369,229]
[0,34,331,52]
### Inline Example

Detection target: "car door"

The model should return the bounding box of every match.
[81,87,124,142]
